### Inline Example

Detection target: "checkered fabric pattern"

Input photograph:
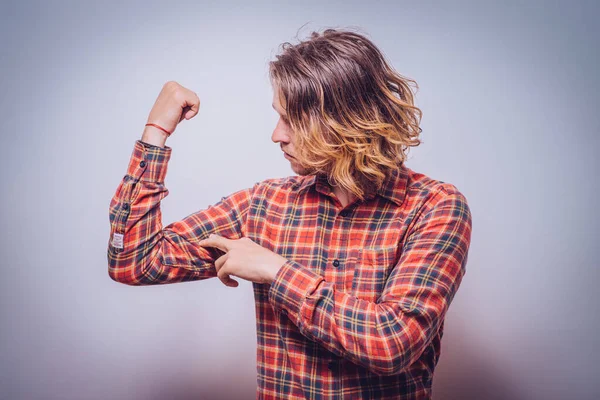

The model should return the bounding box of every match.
[108,140,472,399]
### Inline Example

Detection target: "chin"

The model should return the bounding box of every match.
[287,155,317,176]
[291,163,315,176]
[292,166,308,175]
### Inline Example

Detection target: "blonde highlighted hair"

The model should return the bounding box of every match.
[269,27,422,201]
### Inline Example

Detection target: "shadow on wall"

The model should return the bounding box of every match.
[144,365,255,400]
[432,324,526,400]
[148,383,254,400]
[142,322,526,400]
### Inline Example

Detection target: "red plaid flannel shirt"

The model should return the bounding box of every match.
[108,140,472,399]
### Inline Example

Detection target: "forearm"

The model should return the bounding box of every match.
[268,260,442,375]
[107,140,215,285]
[141,125,169,148]
[268,190,471,375]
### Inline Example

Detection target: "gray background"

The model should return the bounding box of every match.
[1,0,598,399]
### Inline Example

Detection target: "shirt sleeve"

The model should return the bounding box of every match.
[268,186,472,375]
[107,140,256,285]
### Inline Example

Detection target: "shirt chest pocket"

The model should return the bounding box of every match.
[350,247,399,303]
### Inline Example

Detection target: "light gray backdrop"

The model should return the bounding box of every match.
[1,0,598,399]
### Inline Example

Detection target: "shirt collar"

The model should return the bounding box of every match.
[295,163,409,206]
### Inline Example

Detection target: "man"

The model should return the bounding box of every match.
[108,28,472,399]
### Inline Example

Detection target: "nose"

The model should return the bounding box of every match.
[271,119,290,144]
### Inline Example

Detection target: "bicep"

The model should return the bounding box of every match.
[162,186,256,271]
[110,185,256,286]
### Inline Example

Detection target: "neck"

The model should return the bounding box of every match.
[320,172,376,208]
[332,186,357,208]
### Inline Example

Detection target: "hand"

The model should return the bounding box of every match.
[197,234,288,287]
[143,81,201,143]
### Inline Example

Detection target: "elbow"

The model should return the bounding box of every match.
[108,267,140,286]
[368,354,408,376]
[366,337,426,376]
[364,305,440,376]
[107,249,146,286]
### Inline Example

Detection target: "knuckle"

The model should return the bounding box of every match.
[173,90,185,102]
[163,80,178,90]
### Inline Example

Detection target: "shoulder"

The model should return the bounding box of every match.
[404,167,470,214]
[250,174,309,198]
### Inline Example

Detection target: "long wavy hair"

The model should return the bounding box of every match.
[269,28,422,201]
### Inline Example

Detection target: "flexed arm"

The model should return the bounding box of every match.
[107,81,256,286]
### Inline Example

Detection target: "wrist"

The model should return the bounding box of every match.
[141,125,168,148]
[268,256,288,284]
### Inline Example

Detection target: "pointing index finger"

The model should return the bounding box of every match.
[198,234,230,252]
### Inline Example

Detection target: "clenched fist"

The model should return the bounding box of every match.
[142,81,200,147]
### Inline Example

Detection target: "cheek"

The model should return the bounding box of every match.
[286,130,296,145]
[283,125,293,137]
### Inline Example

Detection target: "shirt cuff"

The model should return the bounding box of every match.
[126,140,172,183]
[268,259,324,320]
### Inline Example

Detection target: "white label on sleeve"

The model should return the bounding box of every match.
[112,233,124,249]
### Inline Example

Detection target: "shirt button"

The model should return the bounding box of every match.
[332,259,340,267]
[139,160,146,168]
[281,309,288,316]
[122,203,129,211]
